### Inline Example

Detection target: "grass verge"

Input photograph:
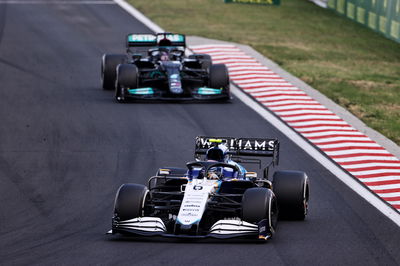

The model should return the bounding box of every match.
[128,0,400,145]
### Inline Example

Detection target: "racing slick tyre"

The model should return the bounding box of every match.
[101,54,127,90]
[242,188,278,233]
[189,54,212,70]
[115,64,138,103]
[272,170,309,220]
[209,64,229,89]
[209,64,230,100]
[114,183,149,221]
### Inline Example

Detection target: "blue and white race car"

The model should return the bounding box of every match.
[109,136,309,241]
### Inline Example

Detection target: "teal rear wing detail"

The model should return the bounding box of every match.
[126,33,186,48]
[126,34,157,47]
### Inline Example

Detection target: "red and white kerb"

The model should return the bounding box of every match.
[190,44,400,212]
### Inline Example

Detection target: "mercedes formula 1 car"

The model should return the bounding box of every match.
[109,136,310,241]
[101,33,230,102]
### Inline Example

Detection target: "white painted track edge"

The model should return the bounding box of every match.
[112,0,400,226]
[231,86,400,226]
[113,0,164,33]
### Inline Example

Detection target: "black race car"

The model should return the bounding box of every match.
[101,33,230,102]
[109,136,310,241]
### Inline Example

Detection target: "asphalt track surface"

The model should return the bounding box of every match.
[0,1,399,265]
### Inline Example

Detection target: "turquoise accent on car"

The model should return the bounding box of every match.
[157,34,185,43]
[128,88,154,95]
[127,34,156,42]
[176,217,201,225]
[215,180,222,193]
[198,88,222,95]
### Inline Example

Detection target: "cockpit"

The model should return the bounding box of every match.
[148,47,185,62]
[186,161,239,181]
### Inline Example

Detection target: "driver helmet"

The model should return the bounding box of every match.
[160,51,169,61]
[206,144,229,162]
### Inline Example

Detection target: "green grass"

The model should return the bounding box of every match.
[129,0,400,145]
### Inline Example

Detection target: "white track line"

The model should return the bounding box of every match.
[231,86,400,226]
[113,0,163,33]
[113,0,400,226]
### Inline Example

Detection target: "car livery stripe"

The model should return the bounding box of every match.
[190,44,400,213]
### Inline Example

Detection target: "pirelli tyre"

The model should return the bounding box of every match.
[272,170,309,220]
[242,188,278,236]
[115,64,138,103]
[209,64,230,100]
[101,54,127,90]
[209,64,229,89]
[113,183,149,221]
[188,54,212,70]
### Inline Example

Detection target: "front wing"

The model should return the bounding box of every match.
[119,87,230,102]
[109,217,272,241]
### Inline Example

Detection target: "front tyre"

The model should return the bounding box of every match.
[101,54,127,90]
[113,183,149,221]
[115,64,138,103]
[272,170,309,220]
[209,64,230,100]
[242,188,278,238]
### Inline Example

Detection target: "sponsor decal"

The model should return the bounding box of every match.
[237,139,275,151]
[196,137,276,151]
[177,180,216,225]
[224,0,280,5]
[183,200,202,204]
[156,34,185,43]
[182,208,200,212]
[128,34,156,42]
[183,204,201,208]
[180,213,198,217]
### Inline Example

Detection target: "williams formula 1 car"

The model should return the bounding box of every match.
[109,136,309,241]
[101,33,230,102]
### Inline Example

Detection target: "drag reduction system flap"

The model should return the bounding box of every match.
[195,136,279,158]
[126,33,186,48]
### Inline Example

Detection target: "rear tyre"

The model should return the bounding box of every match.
[189,54,212,70]
[115,64,138,103]
[209,64,230,100]
[114,183,149,221]
[272,170,309,220]
[242,188,278,233]
[101,54,127,90]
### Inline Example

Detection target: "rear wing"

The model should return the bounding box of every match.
[195,136,280,165]
[126,33,186,48]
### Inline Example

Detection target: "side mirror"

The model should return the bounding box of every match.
[158,169,170,175]
[132,54,142,60]
[245,172,257,181]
